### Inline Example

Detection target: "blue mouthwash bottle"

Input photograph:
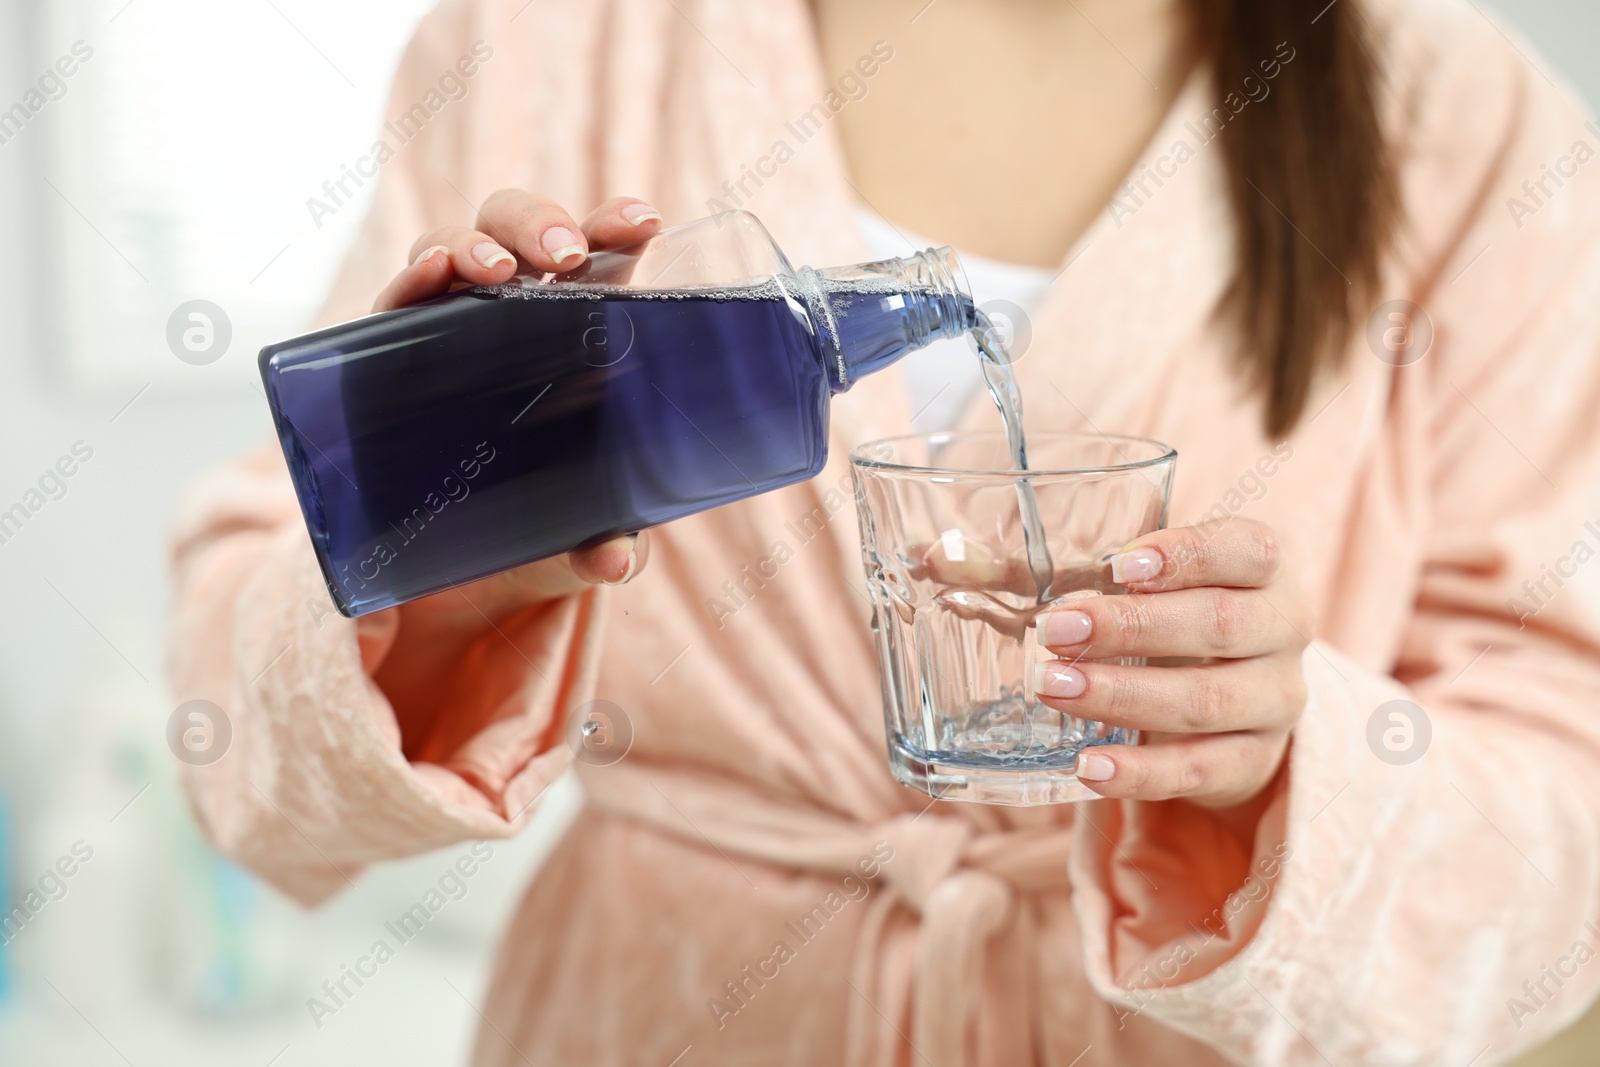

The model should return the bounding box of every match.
[261,211,976,616]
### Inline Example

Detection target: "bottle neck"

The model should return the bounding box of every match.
[797,248,975,394]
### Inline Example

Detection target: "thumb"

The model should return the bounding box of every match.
[568,532,646,586]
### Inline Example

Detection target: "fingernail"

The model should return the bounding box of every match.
[413,244,450,267]
[601,535,639,586]
[621,203,663,226]
[1111,547,1163,584]
[1032,661,1086,699]
[1076,751,1115,781]
[472,241,516,269]
[1036,609,1092,647]
[542,227,586,266]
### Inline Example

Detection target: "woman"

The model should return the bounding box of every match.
[167,0,1600,1063]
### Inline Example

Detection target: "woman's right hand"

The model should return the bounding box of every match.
[372,190,665,620]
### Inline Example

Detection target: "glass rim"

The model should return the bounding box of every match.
[848,431,1178,478]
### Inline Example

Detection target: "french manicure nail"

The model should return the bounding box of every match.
[601,535,639,586]
[1036,609,1092,647]
[622,203,663,226]
[472,241,516,269]
[1111,547,1163,584]
[413,244,450,267]
[1076,752,1115,781]
[542,226,585,266]
[1032,661,1086,699]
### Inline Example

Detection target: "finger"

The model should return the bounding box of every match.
[373,228,520,312]
[1033,652,1307,733]
[1108,517,1284,592]
[1036,586,1309,660]
[904,535,1034,594]
[473,532,648,610]
[1072,731,1289,807]
[903,550,1123,599]
[477,189,590,274]
[568,532,647,586]
[579,197,665,250]
[406,225,519,284]
[372,241,458,312]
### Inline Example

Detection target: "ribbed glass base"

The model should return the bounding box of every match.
[888,743,1104,807]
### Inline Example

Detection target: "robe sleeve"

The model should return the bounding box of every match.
[166,0,604,905]
[1069,7,1600,1062]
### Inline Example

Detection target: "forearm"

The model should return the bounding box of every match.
[167,466,605,904]
[1071,643,1600,1065]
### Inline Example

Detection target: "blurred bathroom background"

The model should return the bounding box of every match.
[0,1,1595,1064]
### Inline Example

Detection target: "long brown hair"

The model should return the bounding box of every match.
[1190,0,1398,438]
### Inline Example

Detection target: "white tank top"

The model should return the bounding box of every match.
[853,205,1056,433]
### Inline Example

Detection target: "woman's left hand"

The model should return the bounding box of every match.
[1034,518,1311,811]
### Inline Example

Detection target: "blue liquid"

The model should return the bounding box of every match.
[262,279,960,616]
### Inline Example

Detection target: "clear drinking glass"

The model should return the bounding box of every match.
[850,432,1178,806]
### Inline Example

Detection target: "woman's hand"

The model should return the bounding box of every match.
[373,190,666,616]
[369,192,663,747]
[1034,518,1311,813]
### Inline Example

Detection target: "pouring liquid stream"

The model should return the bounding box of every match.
[970,314,1055,600]
[969,314,1056,753]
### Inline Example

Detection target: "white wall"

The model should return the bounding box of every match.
[1485,0,1600,107]
[0,3,575,1062]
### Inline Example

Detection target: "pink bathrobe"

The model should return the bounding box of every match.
[167,1,1600,1063]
